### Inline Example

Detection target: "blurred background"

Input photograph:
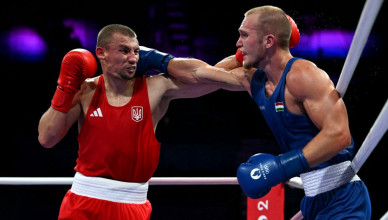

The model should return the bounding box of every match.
[0,0,387,219]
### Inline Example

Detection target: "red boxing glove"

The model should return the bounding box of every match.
[235,48,244,65]
[51,49,97,113]
[286,14,300,48]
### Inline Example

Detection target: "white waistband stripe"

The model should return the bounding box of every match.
[71,172,148,204]
[300,161,360,197]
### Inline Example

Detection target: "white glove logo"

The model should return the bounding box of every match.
[250,168,261,180]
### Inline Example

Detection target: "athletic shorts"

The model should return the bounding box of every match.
[58,190,152,220]
[300,180,371,219]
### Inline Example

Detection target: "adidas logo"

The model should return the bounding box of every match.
[90,107,103,117]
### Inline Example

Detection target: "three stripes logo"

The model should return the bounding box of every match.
[90,107,103,117]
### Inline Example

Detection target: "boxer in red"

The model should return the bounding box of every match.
[38,24,245,220]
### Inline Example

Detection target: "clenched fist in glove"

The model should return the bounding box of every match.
[237,149,309,199]
[51,49,97,112]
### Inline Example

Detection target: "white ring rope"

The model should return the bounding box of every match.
[149,177,238,185]
[343,0,386,173]
[0,176,304,188]
[335,0,384,98]
[0,177,73,185]
[381,210,388,220]
[0,177,236,185]
[352,98,388,173]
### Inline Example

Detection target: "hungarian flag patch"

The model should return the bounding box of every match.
[275,102,284,112]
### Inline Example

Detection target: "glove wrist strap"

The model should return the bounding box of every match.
[278,149,309,180]
[51,86,76,113]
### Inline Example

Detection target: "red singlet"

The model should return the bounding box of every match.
[75,75,161,182]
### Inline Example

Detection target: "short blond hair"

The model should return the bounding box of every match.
[245,6,291,48]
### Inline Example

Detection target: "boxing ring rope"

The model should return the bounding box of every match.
[381,211,388,220]
[0,177,237,186]
[334,0,386,173]
[0,176,304,188]
[352,98,388,173]
[335,0,384,98]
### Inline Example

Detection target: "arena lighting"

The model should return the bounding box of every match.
[291,30,377,59]
[63,19,99,52]
[7,27,47,62]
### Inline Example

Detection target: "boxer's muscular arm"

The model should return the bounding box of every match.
[167,58,246,91]
[38,98,81,148]
[38,49,97,148]
[214,51,255,94]
[138,47,244,90]
[236,60,349,199]
[149,74,224,105]
[288,60,352,167]
[214,54,242,70]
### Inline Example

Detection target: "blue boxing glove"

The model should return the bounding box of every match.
[237,149,309,199]
[136,46,175,76]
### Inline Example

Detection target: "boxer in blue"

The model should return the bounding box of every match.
[217,5,372,219]
[136,8,371,218]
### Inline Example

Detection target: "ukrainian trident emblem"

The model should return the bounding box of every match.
[131,106,143,122]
